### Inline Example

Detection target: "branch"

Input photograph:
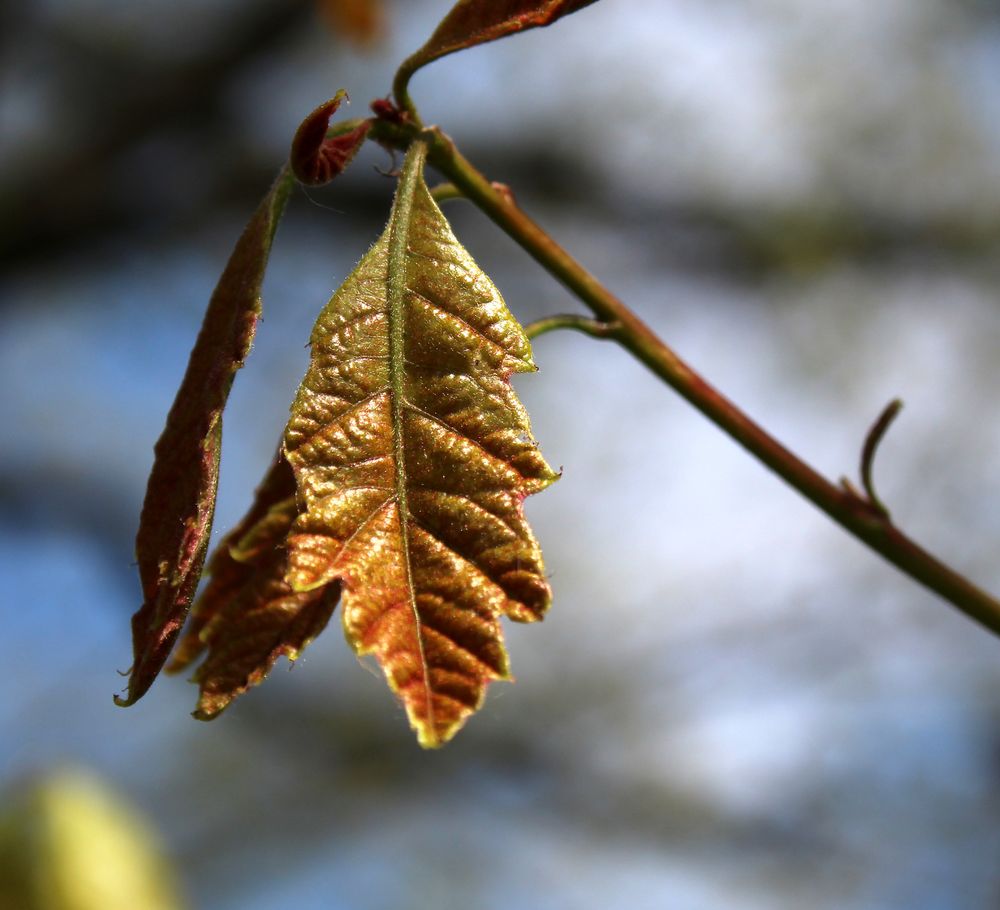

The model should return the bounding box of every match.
[368,118,1000,638]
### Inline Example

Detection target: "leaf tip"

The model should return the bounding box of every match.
[416,729,446,750]
[113,657,158,708]
[411,711,466,749]
[193,690,233,721]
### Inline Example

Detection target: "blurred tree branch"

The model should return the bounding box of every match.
[0,0,313,264]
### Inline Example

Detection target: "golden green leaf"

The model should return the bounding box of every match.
[283,140,557,747]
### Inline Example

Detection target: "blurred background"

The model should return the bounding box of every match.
[3,0,1000,907]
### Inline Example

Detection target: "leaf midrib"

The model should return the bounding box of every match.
[386,138,435,742]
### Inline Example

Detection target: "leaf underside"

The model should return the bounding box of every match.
[118,168,294,707]
[407,0,600,72]
[283,140,557,747]
[167,454,340,720]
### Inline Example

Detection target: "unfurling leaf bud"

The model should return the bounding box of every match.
[291,91,372,186]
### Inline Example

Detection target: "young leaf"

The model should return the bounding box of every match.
[290,92,372,187]
[166,452,298,674]
[399,0,599,78]
[117,168,294,707]
[284,140,557,747]
[190,535,338,720]
[168,454,340,718]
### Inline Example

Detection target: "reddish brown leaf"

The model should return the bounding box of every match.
[166,452,298,674]
[192,550,338,720]
[283,141,556,747]
[190,494,339,718]
[400,0,599,76]
[290,91,372,187]
[168,454,339,718]
[116,168,294,707]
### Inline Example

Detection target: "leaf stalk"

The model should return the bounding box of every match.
[525,314,619,340]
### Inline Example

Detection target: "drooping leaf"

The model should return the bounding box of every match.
[283,140,557,747]
[168,454,339,718]
[189,525,337,721]
[399,0,599,78]
[166,452,297,674]
[290,92,372,187]
[117,168,294,707]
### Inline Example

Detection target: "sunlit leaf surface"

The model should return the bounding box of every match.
[117,168,294,707]
[284,140,556,747]
[403,0,599,75]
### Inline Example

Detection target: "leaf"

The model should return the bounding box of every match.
[283,140,557,747]
[116,167,295,708]
[166,452,296,674]
[170,454,340,719]
[401,0,599,76]
[290,91,372,187]
[191,523,338,721]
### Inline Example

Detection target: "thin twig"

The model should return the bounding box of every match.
[429,180,514,205]
[860,398,904,518]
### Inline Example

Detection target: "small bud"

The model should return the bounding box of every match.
[370,97,404,124]
[291,91,372,186]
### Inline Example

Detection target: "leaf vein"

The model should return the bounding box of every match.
[408,288,509,358]
[287,387,390,454]
[407,516,506,597]
[419,622,501,677]
[404,403,525,482]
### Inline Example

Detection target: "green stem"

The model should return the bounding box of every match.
[429,182,464,204]
[525,314,619,340]
[392,58,423,125]
[368,120,1000,638]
